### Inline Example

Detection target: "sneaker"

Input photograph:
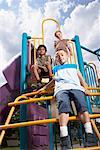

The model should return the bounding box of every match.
[60,136,72,150]
[31,83,37,90]
[31,81,43,90]
[85,133,97,147]
[37,82,43,89]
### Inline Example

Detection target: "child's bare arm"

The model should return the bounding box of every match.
[77,70,88,88]
[66,41,73,56]
[48,55,52,64]
[77,70,90,94]
[54,41,57,48]
[34,59,38,65]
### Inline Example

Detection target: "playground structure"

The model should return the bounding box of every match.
[0,18,100,150]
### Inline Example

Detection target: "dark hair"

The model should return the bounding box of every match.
[37,45,47,52]
[54,30,62,37]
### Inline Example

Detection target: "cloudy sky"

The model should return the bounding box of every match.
[0,0,100,87]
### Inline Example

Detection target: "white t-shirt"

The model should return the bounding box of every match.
[53,63,85,95]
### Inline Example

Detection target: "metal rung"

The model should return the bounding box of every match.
[0,114,100,130]
[8,91,100,107]
[87,92,100,96]
[73,146,100,150]
[8,96,53,107]
[87,87,100,90]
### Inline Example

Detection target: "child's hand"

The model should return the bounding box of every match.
[38,87,46,93]
[54,41,57,47]
[43,66,48,72]
[84,89,90,95]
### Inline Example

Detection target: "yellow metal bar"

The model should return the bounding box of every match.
[22,89,46,97]
[23,86,100,98]
[73,147,100,150]
[33,39,36,63]
[0,114,100,130]
[28,40,32,68]
[42,18,60,44]
[91,119,100,141]
[32,37,43,39]
[28,38,43,66]
[8,92,100,107]
[8,96,53,107]
[87,87,100,90]
[23,86,100,96]
[22,87,100,97]
[0,95,28,145]
[87,92,100,96]
[68,40,77,64]
[38,39,40,45]
[28,38,43,47]
[89,62,99,81]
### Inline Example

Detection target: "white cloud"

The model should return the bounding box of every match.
[6,0,13,7]
[62,0,100,49]
[0,0,3,4]
[18,0,43,36]
[0,9,21,61]
[0,41,8,70]
[0,41,8,87]
[44,0,74,18]
[44,1,62,18]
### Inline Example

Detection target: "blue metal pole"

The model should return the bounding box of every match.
[74,36,85,77]
[74,35,92,113]
[20,33,28,150]
[88,67,93,87]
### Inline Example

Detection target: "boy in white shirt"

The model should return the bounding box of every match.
[53,49,97,150]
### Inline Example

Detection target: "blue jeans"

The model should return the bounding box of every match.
[55,89,88,114]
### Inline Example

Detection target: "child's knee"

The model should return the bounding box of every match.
[31,64,38,70]
[37,68,41,74]
[46,62,51,67]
